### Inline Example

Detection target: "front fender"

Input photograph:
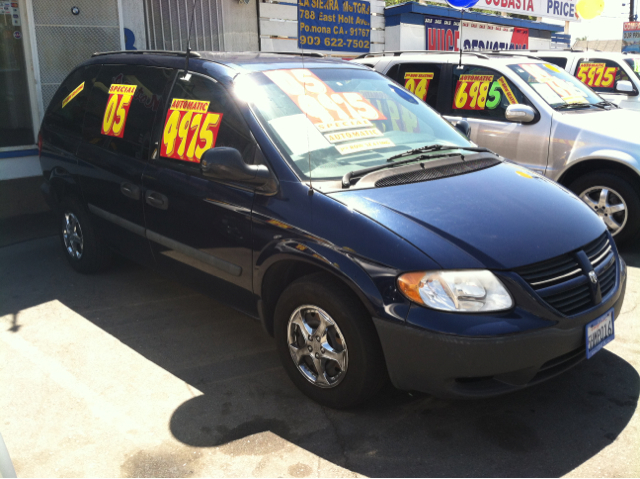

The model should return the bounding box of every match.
[254,236,411,323]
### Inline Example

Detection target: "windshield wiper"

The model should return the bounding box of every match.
[555,103,593,111]
[386,144,491,162]
[341,146,496,188]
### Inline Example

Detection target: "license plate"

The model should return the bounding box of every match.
[585,309,615,359]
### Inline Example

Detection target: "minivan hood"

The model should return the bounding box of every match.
[330,162,606,270]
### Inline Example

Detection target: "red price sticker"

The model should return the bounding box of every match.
[576,63,617,88]
[264,69,386,132]
[404,72,434,102]
[161,98,223,163]
[101,84,137,138]
[453,74,494,110]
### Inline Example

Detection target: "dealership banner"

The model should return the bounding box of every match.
[425,16,529,51]
[478,0,580,22]
[297,0,371,53]
[623,22,640,53]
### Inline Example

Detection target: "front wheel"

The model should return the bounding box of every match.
[274,273,387,409]
[569,171,640,246]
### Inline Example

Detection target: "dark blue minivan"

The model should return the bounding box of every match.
[39,52,626,408]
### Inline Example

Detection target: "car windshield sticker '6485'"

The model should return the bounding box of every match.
[161,99,223,163]
[101,84,137,138]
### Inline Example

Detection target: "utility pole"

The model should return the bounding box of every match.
[631,0,636,22]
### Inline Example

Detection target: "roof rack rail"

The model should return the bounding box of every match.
[91,50,202,58]
[355,50,490,60]
[265,51,326,57]
[485,51,542,60]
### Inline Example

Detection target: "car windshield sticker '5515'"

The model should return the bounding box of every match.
[161,99,223,163]
[102,84,137,138]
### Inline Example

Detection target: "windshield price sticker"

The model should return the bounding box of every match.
[161,98,223,163]
[265,69,391,153]
[335,138,395,155]
[325,127,382,143]
[519,64,588,104]
[577,63,617,88]
[101,84,137,138]
[62,82,84,109]
[453,74,494,110]
[404,72,434,102]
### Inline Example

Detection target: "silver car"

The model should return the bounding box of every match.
[356,52,640,245]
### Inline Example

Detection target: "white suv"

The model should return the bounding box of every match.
[536,50,640,110]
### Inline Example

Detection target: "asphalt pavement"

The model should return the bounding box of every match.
[1,213,638,477]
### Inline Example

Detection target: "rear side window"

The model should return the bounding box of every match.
[83,64,175,160]
[44,65,101,138]
[539,57,568,69]
[395,63,442,109]
[448,65,527,121]
[575,58,633,94]
[156,73,255,168]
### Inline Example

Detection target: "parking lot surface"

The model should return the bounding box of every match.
[1,227,639,477]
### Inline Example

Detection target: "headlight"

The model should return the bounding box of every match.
[397,270,513,312]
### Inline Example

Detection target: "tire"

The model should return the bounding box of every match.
[569,171,640,247]
[58,196,111,273]
[274,272,387,409]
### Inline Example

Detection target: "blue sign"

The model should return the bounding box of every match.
[425,15,459,51]
[297,0,371,53]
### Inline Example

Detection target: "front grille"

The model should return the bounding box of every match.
[515,233,617,316]
[374,157,501,188]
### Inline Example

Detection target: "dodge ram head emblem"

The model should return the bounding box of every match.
[589,271,598,284]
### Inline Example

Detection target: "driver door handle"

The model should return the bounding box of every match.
[145,191,169,210]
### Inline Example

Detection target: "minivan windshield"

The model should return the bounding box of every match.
[234,68,473,181]
[624,57,640,80]
[509,62,602,109]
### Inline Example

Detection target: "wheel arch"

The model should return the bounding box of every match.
[557,158,640,192]
[48,167,84,208]
[257,248,388,338]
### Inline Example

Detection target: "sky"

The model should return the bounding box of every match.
[546,1,635,41]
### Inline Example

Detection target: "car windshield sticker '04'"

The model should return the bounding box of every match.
[576,63,618,88]
[404,72,434,102]
[161,99,223,163]
[102,84,137,138]
[62,82,84,109]
[453,75,494,110]
[263,69,393,154]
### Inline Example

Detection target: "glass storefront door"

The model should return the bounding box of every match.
[1,2,34,148]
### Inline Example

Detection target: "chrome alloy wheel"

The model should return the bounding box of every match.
[580,186,628,236]
[62,212,84,259]
[287,305,348,388]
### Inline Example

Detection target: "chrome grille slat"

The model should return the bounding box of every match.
[591,245,612,268]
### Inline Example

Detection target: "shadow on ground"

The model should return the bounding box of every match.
[1,236,638,477]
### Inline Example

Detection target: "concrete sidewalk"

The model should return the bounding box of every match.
[0,234,638,477]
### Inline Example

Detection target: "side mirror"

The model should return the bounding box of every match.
[454,120,471,138]
[616,80,634,93]
[505,104,536,123]
[201,147,271,185]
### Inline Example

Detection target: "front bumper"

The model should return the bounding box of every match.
[374,259,627,398]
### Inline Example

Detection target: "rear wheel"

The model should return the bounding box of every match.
[274,273,387,409]
[569,171,640,246]
[58,197,110,273]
